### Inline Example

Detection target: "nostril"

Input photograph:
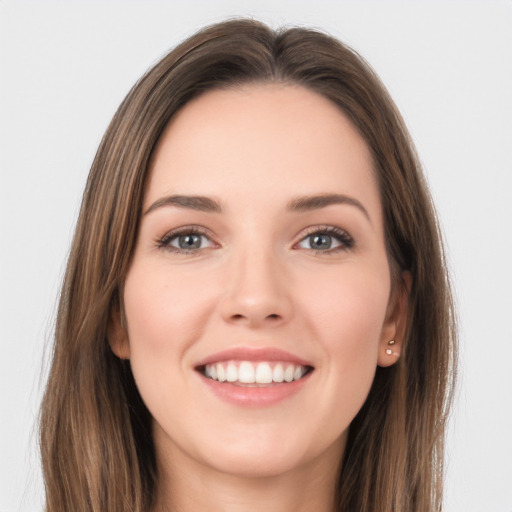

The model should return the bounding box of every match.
[229,312,282,323]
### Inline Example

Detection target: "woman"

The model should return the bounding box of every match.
[40,18,457,512]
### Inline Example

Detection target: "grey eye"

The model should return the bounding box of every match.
[308,234,333,250]
[298,233,342,251]
[170,233,212,250]
[179,234,201,249]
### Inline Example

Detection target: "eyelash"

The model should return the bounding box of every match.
[296,225,355,254]
[156,225,215,254]
[155,225,354,255]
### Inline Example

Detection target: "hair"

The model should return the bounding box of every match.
[40,17,457,512]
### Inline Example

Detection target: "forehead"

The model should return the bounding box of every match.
[146,83,381,220]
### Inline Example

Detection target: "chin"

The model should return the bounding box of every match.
[205,446,309,479]
[194,425,346,480]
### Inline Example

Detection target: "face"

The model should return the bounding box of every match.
[111,83,405,480]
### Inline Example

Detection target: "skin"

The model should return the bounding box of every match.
[110,83,407,512]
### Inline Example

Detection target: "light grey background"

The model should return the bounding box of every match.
[1,1,511,511]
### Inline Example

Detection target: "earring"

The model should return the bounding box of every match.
[385,339,395,355]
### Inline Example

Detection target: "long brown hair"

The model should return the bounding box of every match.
[40,18,457,512]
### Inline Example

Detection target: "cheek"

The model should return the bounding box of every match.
[123,261,216,355]
[300,264,390,420]
[304,264,390,351]
[121,261,220,426]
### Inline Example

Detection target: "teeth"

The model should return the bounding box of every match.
[284,365,294,383]
[273,363,284,383]
[226,363,238,382]
[216,364,226,382]
[203,361,308,384]
[255,362,272,384]
[239,361,255,383]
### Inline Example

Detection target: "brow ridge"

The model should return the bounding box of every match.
[144,192,369,220]
[144,195,222,215]
[287,193,370,220]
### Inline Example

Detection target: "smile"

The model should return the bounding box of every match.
[195,348,315,406]
[201,361,311,385]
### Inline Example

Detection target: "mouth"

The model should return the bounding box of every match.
[194,347,315,406]
[197,360,314,386]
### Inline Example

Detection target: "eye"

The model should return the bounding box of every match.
[157,227,215,253]
[172,233,211,250]
[296,226,354,253]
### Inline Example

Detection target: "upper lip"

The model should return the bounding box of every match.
[194,347,313,368]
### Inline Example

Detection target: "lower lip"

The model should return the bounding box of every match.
[199,372,312,407]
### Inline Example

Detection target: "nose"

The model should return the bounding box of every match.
[219,248,293,328]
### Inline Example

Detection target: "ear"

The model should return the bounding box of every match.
[377,271,411,367]
[107,303,131,360]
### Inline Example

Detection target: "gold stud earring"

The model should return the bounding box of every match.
[386,340,395,355]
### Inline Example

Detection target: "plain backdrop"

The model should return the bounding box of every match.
[1,1,511,511]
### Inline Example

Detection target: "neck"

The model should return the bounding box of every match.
[153,436,344,512]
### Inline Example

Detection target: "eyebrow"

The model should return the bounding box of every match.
[287,193,371,221]
[144,195,222,215]
[144,192,370,221]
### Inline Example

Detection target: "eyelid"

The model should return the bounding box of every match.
[156,225,218,253]
[293,224,354,253]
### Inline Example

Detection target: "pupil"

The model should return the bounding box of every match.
[179,234,201,249]
[311,234,331,250]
